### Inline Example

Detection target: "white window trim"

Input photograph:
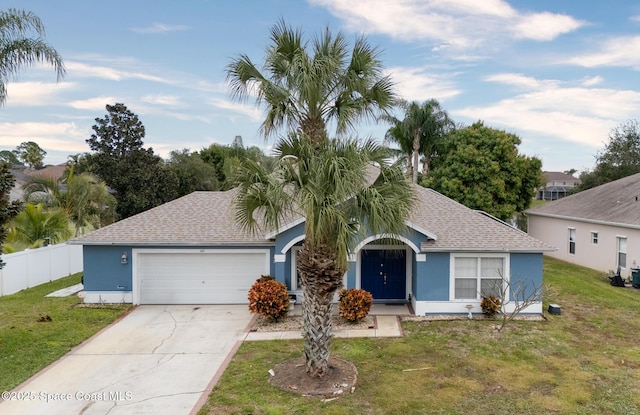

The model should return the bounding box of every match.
[591,231,598,245]
[616,236,627,269]
[568,228,576,256]
[449,253,510,302]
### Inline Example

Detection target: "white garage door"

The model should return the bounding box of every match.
[136,250,270,304]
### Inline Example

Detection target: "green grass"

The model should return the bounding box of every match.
[200,257,640,415]
[0,273,131,391]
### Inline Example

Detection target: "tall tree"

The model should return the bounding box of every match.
[87,103,178,219]
[0,8,65,105]
[235,135,413,377]
[166,149,219,196]
[384,99,454,182]
[13,141,46,169]
[424,121,542,221]
[574,119,640,192]
[0,150,19,165]
[226,19,396,148]
[0,162,22,267]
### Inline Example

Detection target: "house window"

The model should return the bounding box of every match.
[453,256,506,300]
[591,232,598,245]
[568,228,576,255]
[617,237,627,269]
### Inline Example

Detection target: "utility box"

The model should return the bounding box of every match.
[548,304,561,315]
[632,268,640,288]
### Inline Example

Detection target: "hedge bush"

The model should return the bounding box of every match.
[480,295,501,318]
[247,276,290,322]
[338,288,373,322]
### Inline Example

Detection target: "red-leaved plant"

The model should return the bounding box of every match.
[248,275,290,322]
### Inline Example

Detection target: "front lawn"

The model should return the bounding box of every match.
[0,273,131,391]
[200,257,640,414]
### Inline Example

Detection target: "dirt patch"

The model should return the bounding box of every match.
[268,357,358,398]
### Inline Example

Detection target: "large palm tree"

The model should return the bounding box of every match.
[0,8,65,105]
[384,99,454,183]
[235,135,414,377]
[226,19,396,148]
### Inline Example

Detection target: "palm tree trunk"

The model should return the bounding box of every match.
[296,242,345,377]
[412,132,420,183]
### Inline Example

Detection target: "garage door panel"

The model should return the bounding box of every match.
[137,251,268,304]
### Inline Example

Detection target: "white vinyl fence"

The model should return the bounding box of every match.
[0,243,83,297]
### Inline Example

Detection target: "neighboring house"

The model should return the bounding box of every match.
[8,163,67,202]
[527,172,640,279]
[537,171,580,201]
[70,184,553,316]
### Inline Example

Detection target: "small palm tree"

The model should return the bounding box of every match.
[6,203,72,247]
[0,8,65,105]
[384,99,454,182]
[226,19,396,148]
[235,135,414,377]
[22,167,116,235]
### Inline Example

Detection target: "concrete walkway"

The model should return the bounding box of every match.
[244,315,402,341]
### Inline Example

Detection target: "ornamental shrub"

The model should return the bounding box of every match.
[338,288,373,322]
[247,276,290,322]
[480,295,501,318]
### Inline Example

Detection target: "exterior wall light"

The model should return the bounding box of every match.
[121,251,128,264]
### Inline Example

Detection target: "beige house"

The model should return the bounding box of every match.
[536,171,580,201]
[527,172,640,278]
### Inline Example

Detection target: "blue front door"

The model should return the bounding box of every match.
[361,249,406,301]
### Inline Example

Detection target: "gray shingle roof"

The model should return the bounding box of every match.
[72,189,268,246]
[527,172,640,227]
[410,185,552,252]
[73,184,552,252]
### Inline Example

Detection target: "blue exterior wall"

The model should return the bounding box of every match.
[510,253,543,298]
[83,245,276,291]
[414,252,450,301]
[83,245,133,291]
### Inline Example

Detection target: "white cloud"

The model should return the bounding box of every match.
[0,122,88,155]
[66,61,176,84]
[581,76,604,87]
[387,66,461,102]
[209,98,263,122]
[2,81,75,106]
[513,12,583,41]
[453,77,640,149]
[568,36,640,69]
[311,0,583,51]
[68,96,121,111]
[140,94,184,106]
[484,73,559,90]
[131,23,190,34]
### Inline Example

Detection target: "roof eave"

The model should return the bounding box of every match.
[526,211,640,231]
[69,240,275,247]
[420,247,557,253]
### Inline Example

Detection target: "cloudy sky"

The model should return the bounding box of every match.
[2,0,639,173]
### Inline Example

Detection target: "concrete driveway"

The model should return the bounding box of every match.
[0,305,253,415]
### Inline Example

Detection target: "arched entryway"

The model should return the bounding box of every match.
[357,240,413,303]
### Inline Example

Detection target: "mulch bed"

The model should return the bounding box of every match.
[268,357,358,398]
[251,315,375,332]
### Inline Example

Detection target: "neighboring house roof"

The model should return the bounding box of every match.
[527,172,640,228]
[23,164,66,181]
[543,171,578,183]
[73,184,553,253]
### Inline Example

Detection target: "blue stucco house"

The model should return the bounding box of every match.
[70,184,552,316]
